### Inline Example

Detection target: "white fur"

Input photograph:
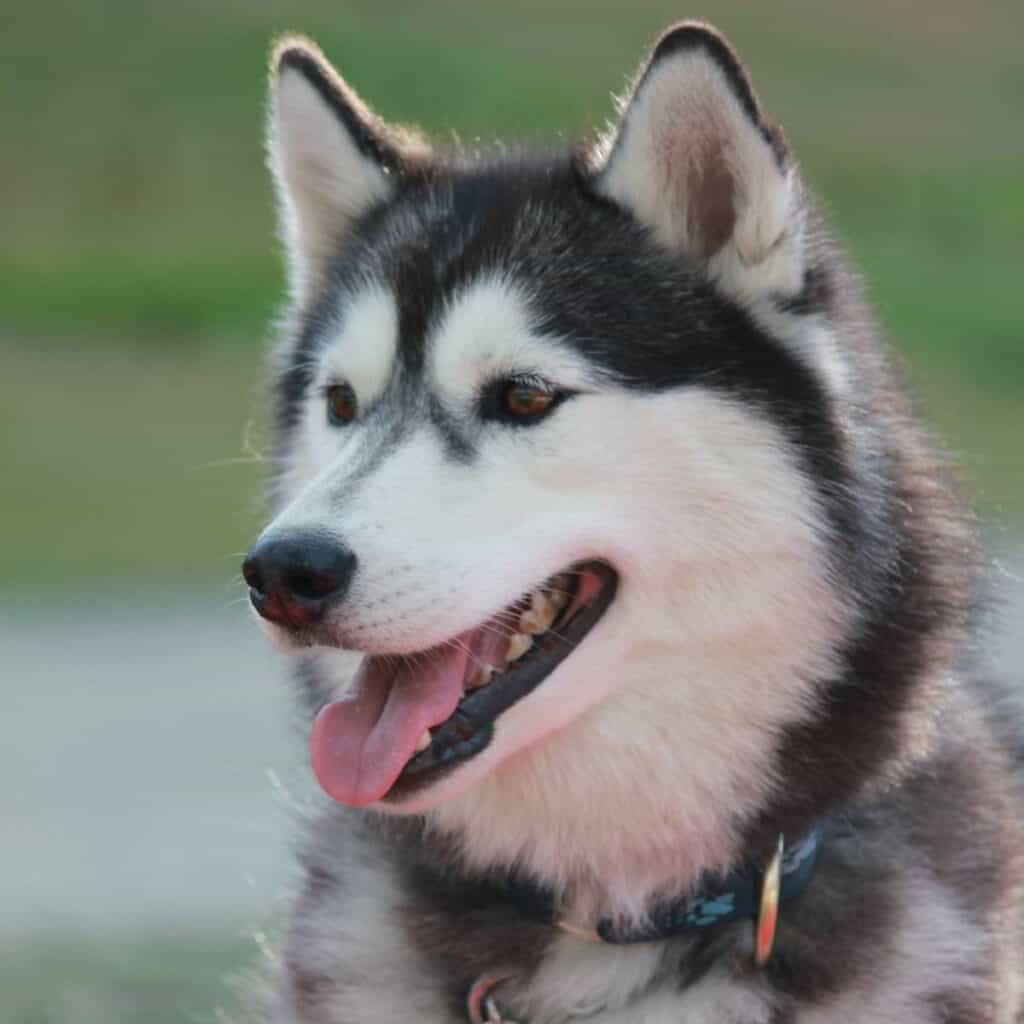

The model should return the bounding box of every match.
[318,286,400,409]
[424,377,844,917]
[269,65,392,306]
[266,278,847,921]
[597,43,805,301]
[519,936,768,1024]
[521,935,665,1019]
[431,276,599,404]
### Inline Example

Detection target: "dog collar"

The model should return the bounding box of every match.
[465,826,823,1023]
[504,823,823,947]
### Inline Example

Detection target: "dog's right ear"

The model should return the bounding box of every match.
[267,38,428,305]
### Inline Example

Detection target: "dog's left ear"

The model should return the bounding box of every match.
[593,23,804,299]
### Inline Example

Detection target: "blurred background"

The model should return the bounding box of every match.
[1,1,1021,1020]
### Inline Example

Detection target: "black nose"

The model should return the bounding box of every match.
[242,533,356,628]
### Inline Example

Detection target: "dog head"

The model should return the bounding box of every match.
[246,24,864,890]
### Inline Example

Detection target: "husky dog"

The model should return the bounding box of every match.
[242,21,1024,1023]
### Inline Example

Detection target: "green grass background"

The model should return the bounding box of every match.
[2,0,1023,596]
[1,1,1021,1018]
[2,0,1023,597]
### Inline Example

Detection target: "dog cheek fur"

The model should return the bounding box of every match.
[427,388,849,917]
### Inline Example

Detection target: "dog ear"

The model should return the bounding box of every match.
[593,23,804,299]
[267,38,429,305]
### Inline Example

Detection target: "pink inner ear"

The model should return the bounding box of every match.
[658,112,737,261]
[685,142,736,259]
[645,76,744,261]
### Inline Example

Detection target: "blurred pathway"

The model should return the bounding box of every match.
[0,590,301,938]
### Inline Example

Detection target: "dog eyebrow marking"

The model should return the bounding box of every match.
[320,285,400,411]
[427,277,538,405]
[426,275,596,405]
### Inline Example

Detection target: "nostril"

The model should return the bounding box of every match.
[284,567,340,601]
[242,556,264,593]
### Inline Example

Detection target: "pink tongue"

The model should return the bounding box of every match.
[310,645,470,807]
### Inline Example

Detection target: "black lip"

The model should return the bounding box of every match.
[385,561,619,803]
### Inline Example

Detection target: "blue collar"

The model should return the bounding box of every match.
[599,822,823,943]
[502,823,824,946]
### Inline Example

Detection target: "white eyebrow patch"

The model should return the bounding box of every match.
[428,276,595,403]
[319,286,399,408]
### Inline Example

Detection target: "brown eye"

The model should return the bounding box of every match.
[500,382,556,420]
[326,382,357,425]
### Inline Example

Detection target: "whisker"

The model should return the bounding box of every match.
[444,635,495,671]
[188,455,266,472]
[479,617,518,635]
[490,609,580,649]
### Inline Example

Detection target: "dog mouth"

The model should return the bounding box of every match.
[309,561,618,807]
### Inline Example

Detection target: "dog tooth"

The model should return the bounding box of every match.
[414,730,431,753]
[506,632,533,664]
[547,575,571,610]
[520,589,558,634]
[468,664,496,690]
[518,608,539,634]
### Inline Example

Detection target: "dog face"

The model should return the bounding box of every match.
[246,25,851,878]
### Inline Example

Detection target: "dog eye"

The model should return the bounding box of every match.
[499,382,556,421]
[325,382,358,426]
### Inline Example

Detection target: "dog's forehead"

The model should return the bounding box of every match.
[310,155,752,408]
[317,165,605,396]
